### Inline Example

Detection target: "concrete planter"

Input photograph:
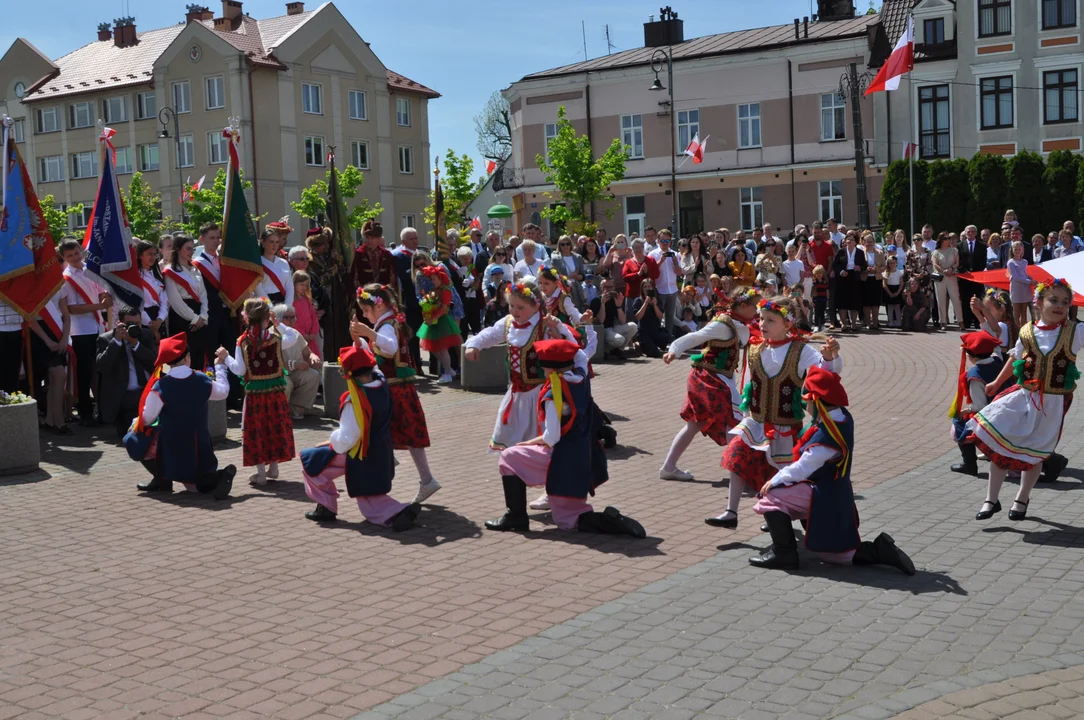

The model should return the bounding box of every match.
[208,397,227,443]
[591,324,606,363]
[322,363,346,418]
[0,399,41,476]
[460,344,509,391]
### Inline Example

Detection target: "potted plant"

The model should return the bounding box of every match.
[0,391,41,476]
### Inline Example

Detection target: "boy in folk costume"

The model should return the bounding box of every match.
[124,332,236,499]
[707,297,842,529]
[970,279,1082,522]
[948,332,1009,476]
[351,284,441,504]
[658,288,759,481]
[300,344,420,531]
[226,298,301,485]
[486,339,646,538]
[750,367,915,574]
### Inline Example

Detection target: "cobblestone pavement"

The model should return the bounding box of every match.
[5,329,1078,719]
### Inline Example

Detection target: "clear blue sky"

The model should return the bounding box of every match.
[2,0,866,176]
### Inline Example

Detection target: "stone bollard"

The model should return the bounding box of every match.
[460,344,509,391]
[322,363,347,418]
[591,324,606,363]
[207,397,227,443]
[0,399,40,476]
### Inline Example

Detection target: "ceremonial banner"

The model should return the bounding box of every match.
[433,175,448,260]
[219,125,263,310]
[326,149,354,273]
[83,127,142,310]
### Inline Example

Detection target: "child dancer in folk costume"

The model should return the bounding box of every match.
[227,298,300,486]
[971,288,1014,351]
[707,297,842,529]
[486,339,646,537]
[750,367,915,574]
[949,332,1010,476]
[538,265,594,346]
[415,260,463,384]
[464,278,578,453]
[658,288,760,481]
[352,283,441,504]
[124,332,236,499]
[970,280,1082,521]
[300,343,420,530]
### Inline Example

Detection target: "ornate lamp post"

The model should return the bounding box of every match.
[838,63,876,229]
[649,44,678,240]
[157,106,186,223]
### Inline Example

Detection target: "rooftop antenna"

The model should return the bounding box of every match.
[605,24,616,55]
[582,20,588,60]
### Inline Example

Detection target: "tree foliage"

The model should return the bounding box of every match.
[1006,150,1045,233]
[121,172,165,241]
[925,158,969,235]
[423,152,483,235]
[966,153,1008,232]
[473,91,512,163]
[878,159,927,234]
[290,164,382,232]
[39,195,84,241]
[1043,150,1082,232]
[536,105,627,236]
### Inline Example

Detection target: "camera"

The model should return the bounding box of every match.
[124,323,141,337]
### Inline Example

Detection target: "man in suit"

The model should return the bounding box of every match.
[957,225,986,329]
[96,306,156,437]
[391,226,424,373]
[195,222,243,407]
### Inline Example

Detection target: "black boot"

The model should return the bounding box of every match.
[213,465,236,501]
[576,506,646,538]
[390,503,421,532]
[950,443,979,476]
[485,476,529,531]
[853,532,916,575]
[749,511,799,570]
[1040,452,1069,482]
[137,460,172,493]
[305,504,338,522]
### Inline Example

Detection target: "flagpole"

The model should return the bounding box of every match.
[907,10,915,239]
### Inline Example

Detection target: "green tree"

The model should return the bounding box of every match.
[878,159,927,235]
[39,194,84,240]
[925,159,969,234]
[122,171,165,241]
[290,164,382,232]
[536,105,627,235]
[423,152,483,236]
[1043,150,1082,232]
[1006,150,1045,234]
[967,153,1008,232]
[182,169,269,236]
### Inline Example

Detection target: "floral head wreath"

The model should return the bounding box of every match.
[732,287,760,306]
[984,287,1010,307]
[512,282,535,299]
[1035,278,1073,302]
[757,298,791,318]
[356,287,384,306]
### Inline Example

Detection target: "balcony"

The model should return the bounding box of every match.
[493,166,525,192]
[915,40,957,61]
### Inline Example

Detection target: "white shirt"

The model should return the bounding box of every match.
[668,316,750,361]
[541,371,585,447]
[922,238,938,253]
[513,258,544,281]
[968,355,1002,412]
[258,256,295,307]
[465,312,583,372]
[781,259,804,287]
[648,247,680,294]
[140,269,167,326]
[845,248,857,270]
[226,325,304,376]
[63,265,108,336]
[1010,322,1084,360]
[767,408,846,488]
[164,264,209,325]
[112,336,144,391]
[370,311,401,357]
[829,231,844,245]
[330,375,384,454]
[0,299,22,332]
[141,364,230,425]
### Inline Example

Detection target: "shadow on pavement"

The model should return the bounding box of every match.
[983,518,1084,548]
[39,438,105,476]
[606,444,653,462]
[521,517,666,556]
[0,469,52,486]
[350,504,483,546]
[138,489,248,510]
[244,478,319,503]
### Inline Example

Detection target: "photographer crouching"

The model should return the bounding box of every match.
[95,306,157,437]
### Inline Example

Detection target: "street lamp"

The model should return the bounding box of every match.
[838,63,876,230]
[649,46,679,241]
[157,106,186,223]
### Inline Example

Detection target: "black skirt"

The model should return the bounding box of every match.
[861,277,882,307]
[884,284,902,305]
[836,271,863,311]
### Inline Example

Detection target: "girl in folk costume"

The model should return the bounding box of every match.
[28,294,73,435]
[226,298,301,485]
[257,225,294,306]
[162,234,211,370]
[135,240,166,340]
[970,280,1082,521]
[658,287,760,481]
[949,332,1009,476]
[537,265,594,342]
[414,255,464,384]
[464,278,579,453]
[300,343,421,531]
[971,288,1014,351]
[486,339,646,538]
[750,367,915,574]
[352,284,442,504]
[707,297,842,529]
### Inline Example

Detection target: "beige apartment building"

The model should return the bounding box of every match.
[0,0,438,237]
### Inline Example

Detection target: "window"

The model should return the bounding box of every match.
[923,17,945,44]
[177,134,194,168]
[621,114,643,159]
[172,81,191,114]
[1042,0,1077,29]
[1044,69,1079,123]
[398,145,414,174]
[818,181,843,223]
[978,0,1011,37]
[980,75,1014,129]
[38,155,63,183]
[624,195,646,237]
[208,131,228,164]
[102,96,127,124]
[821,93,847,141]
[349,90,367,120]
[301,83,322,115]
[351,140,370,170]
[71,151,98,179]
[544,122,558,163]
[74,206,93,229]
[137,91,156,120]
[36,106,59,134]
[677,109,700,153]
[12,119,24,143]
[69,101,93,129]
[114,147,132,174]
[396,97,411,126]
[918,84,951,158]
[739,187,763,233]
[401,214,416,230]
[738,103,761,148]
[305,135,325,166]
[205,75,225,110]
[139,144,159,171]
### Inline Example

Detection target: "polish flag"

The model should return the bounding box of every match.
[902,141,919,159]
[865,17,914,95]
[683,134,709,164]
[183,174,206,202]
[485,159,496,174]
[469,216,482,231]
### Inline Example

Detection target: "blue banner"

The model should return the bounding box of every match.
[84,139,142,310]
[0,150,34,283]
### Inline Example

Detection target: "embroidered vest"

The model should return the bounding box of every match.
[505,315,544,392]
[746,340,805,427]
[691,314,741,376]
[373,316,416,385]
[239,329,287,393]
[1018,323,1078,395]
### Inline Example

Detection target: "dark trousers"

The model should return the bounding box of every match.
[461,296,482,340]
[638,327,672,358]
[116,388,142,437]
[827,276,839,325]
[0,329,22,393]
[405,306,424,374]
[71,334,97,419]
[960,280,980,328]
[813,299,827,329]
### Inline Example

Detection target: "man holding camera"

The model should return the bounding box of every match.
[648,229,682,335]
[590,279,637,358]
[96,306,157,437]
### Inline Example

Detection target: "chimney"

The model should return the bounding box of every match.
[643,6,684,48]
[113,17,137,48]
[286,1,305,15]
[97,22,112,42]
[816,0,856,21]
[214,0,243,31]
[803,16,809,38]
[185,4,213,23]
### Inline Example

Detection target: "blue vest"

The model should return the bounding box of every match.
[952,359,1008,443]
[155,372,217,482]
[803,409,860,554]
[545,374,608,499]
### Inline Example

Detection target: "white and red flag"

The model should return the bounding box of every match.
[683,134,709,164]
[865,17,914,95]
[183,174,206,202]
[902,141,919,159]
[485,159,496,174]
